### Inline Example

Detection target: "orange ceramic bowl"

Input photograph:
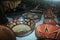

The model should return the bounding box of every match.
[35,24,60,40]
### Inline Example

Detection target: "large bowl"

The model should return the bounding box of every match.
[7,17,35,37]
[35,24,60,40]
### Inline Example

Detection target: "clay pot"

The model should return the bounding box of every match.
[0,25,16,40]
[35,24,60,40]
[45,8,53,18]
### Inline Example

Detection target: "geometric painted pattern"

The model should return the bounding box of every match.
[35,24,60,40]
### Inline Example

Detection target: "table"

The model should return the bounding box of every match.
[16,15,44,40]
